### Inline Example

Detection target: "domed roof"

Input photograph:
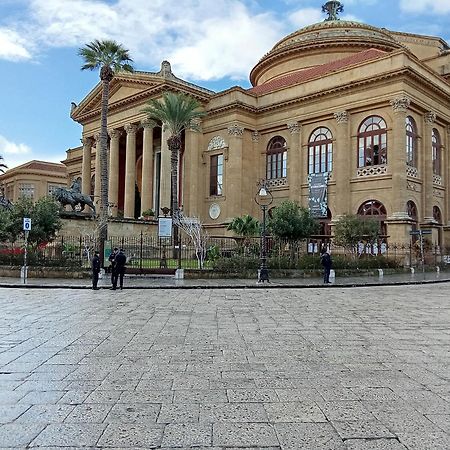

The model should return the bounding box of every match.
[250,19,403,87]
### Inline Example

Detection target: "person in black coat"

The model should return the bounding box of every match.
[108,247,118,287]
[92,251,101,290]
[320,248,332,284]
[112,248,126,290]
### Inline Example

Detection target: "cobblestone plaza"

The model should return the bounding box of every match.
[0,284,450,449]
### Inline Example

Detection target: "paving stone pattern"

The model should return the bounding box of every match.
[0,285,449,449]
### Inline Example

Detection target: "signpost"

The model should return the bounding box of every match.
[410,229,432,272]
[22,218,31,284]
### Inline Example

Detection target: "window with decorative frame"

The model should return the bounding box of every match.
[210,154,224,196]
[18,183,35,200]
[357,116,387,168]
[406,116,417,167]
[48,183,64,196]
[432,128,441,175]
[308,127,333,174]
[266,136,287,180]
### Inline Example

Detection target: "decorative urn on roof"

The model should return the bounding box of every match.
[322,1,344,21]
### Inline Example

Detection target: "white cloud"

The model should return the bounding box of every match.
[0,135,32,169]
[289,8,323,29]
[400,0,450,13]
[0,28,31,61]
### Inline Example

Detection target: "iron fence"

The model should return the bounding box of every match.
[0,234,448,271]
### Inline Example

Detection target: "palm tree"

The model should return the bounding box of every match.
[78,39,133,263]
[227,214,260,255]
[142,91,205,245]
[0,155,7,174]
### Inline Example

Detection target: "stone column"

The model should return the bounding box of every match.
[333,111,351,217]
[159,125,172,212]
[140,119,156,216]
[423,111,436,222]
[124,123,138,219]
[389,97,411,218]
[184,120,202,215]
[226,124,244,219]
[287,122,302,201]
[93,133,101,206]
[446,126,450,226]
[81,137,94,195]
[108,129,122,217]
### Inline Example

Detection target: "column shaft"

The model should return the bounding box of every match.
[391,111,408,215]
[141,121,155,215]
[287,123,302,202]
[94,134,101,206]
[108,129,122,217]
[124,124,138,219]
[81,137,93,195]
[225,125,244,219]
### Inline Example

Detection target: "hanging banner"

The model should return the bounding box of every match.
[308,172,328,218]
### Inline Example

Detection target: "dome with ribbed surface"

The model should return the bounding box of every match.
[250,20,403,87]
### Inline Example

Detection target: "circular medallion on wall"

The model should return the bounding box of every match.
[209,203,221,220]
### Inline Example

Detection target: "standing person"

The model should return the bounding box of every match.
[320,247,332,284]
[112,248,127,290]
[92,251,101,290]
[108,247,118,288]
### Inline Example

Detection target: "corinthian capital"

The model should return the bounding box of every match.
[125,123,139,135]
[227,124,244,137]
[81,136,94,147]
[140,119,157,129]
[287,122,301,134]
[390,96,411,113]
[108,129,123,140]
[334,111,349,124]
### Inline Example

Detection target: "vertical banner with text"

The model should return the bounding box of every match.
[308,172,328,218]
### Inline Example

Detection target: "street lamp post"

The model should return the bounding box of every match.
[255,181,273,283]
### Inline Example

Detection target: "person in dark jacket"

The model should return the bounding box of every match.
[112,248,126,290]
[320,248,332,284]
[92,251,101,290]
[108,247,118,287]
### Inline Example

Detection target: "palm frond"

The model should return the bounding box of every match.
[142,92,205,136]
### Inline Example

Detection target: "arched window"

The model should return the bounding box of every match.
[432,129,441,175]
[407,200,418,222]
[358,116,387,168]
[357,200,387,235]
[308,127,333,174]
[266,136,287,180]
[406,116,417,167]
[433,205,442,225]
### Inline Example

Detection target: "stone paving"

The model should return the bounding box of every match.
[0,284,449,449]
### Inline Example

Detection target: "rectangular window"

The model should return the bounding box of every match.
[267,151,287,179]
[18,183,35,200]
[210,154,223,196]
[48,184,64,196]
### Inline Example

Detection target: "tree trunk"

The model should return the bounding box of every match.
[168,134,181,259]
[98,74,112,266]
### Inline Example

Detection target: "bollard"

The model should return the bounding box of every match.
[329,269,336,282]
[436,266,440,274]
[175,268,184,280]
[20,265,28,284]
[378,269,383,279]
[410,267,415,274]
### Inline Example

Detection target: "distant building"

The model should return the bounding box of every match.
[64,2,450,245]
[0,160,67,202]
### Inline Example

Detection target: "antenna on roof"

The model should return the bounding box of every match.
[322,1,344,21]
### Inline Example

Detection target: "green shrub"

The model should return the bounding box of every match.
[212,256,260,272]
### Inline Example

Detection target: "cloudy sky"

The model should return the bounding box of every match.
[0,0,449,169]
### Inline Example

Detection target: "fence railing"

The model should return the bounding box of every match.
[0,234,448,271]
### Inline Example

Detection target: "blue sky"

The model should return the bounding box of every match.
[0,0,449,170]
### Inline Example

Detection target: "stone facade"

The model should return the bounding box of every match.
[0,160,67,202]
[64,14,450,245]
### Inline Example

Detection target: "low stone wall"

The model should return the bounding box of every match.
[0,266,90,279]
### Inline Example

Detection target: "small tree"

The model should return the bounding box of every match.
[268,200,319,263]
[227,214,259,255]
[0,207,13,241]
[333,214,380,256]
[8,197,62,246]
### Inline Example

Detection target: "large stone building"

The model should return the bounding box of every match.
[64,2,450,245]
[0,160,67,202]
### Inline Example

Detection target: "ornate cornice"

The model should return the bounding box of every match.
[287,122,301,134]
[140,119,157,129]
[227,124,244,137]
[390,96,411,113]
[334,111,349,124]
